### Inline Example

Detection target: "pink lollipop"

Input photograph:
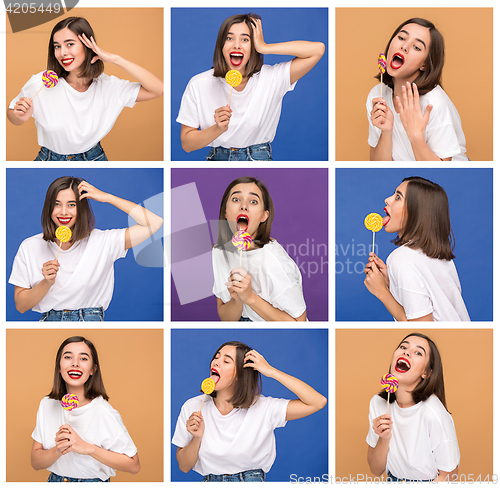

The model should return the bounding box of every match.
[61,393,79,423]
[32,70,59,100]
[232,230,252,267]
[378,53,387,98]
[381,373,398,413]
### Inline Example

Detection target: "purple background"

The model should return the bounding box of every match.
[171,168,328,321]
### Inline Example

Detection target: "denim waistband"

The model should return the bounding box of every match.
[203,468,265,482]
[206,142,272,161]
[386,471,433,482]
[37,142,106,161]
[40,307,104,322]
[48,471,110,482]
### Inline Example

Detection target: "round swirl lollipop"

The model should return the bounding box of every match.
[381,373,399,413]
[378,53,387,97]
[55,225,72,260]
[365,213,383,252]
[61,393,79,423]
[199,377,216,411]
[32,70,59,100]
[232,230,252,268]
[225,69,242,106]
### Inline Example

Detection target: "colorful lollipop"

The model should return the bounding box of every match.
[232,230,252,267]
[378,53,387,98]
[381,373,399,413]
[225,69,242,106]
[199,376,217,411]
[61,393,79,423]
[32,70,59,100]
[55,225,72,260]
[364,213,383,252]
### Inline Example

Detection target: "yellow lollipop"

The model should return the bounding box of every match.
[364,213,383,252]
[55,225,72,260]
[225,69,242,106]
[199,377,216,412]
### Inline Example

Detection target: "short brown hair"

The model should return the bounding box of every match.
[380,332,448,412]
[48,17,104,80]
[48,336,109,401]
[41,176,95,243]
[394,176,455,260]
[215,176,274,250]
[213,13,263,79]
[209,341,261,409]
[377,18,445,96]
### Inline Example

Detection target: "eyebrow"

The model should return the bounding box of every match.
[62,350,90,357]
[227,31,251,38]
[230,191,261,200]
[54,38,77,45]
[395,190,405,199]
[400,29,427,49]
[401,341,427,354]
[55,199,77,203]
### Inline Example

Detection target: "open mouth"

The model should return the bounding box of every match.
[230,52,243,67]
[58,217,72,225]
[390,53,405,70]
[237,214,249,232]
[383,207,391,227]
[210,369,220,384]
[395,357,411,373]
[61,58,74,67]
[67,369,83,379]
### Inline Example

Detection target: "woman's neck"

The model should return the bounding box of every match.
[395,384,418,408]
[65,385,90,406]
[66,72,92,92]
[391,72,420,111]
[213,388,236,415]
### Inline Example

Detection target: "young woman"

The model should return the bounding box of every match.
[173,341,327,481]
[8,17,163,161]
[9,176,163,320]
[31,336,140,482]
[367,333,459,481]
[364,176,470,321]
[213,177,307,321]
[177,13,325,160]
[367,18,467,161]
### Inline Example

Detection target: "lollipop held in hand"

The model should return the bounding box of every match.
[61,393,79,423]
[32,70,59,100]
[225,69,242,106]
[199,374,219,411]
[364,213,383,252]
[55,225,72,260]
[381,373,398,413]
[232,230,252,267]
[378,53,386,98]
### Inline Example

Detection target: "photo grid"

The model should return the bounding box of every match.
[0,1,497,485]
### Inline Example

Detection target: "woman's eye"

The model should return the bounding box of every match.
[250,200,258,205]
[398,35,405,41]
[414,46,421,52]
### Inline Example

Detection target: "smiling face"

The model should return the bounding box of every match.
[390,335,430,388]
[386,23,431,82]
[383,180,408,236]
[210,345,237,391]
[59,341,95,388]
[225,183,269,239]
[51,188,78,230]
[222,22,252,74]
[53,27,86,74]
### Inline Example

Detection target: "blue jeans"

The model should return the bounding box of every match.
[239,317,253,322]
[40,307,104,322]
[48,472,110,482]
[386,471,432,482]
[35,142,108,161]
[203,469,265,482]
[206,143,272,161]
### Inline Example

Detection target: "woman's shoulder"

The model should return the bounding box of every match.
[421,85,459,112]
[387,245,424,263]
[180,394,205,411]
[421,394,449,414]
[187,69,217,86]
[18,233,45,249]
[37,396,58,410]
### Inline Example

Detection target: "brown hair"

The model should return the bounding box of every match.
[41,176,95,243]
[212,13,263,79]
[48,17,104,80]
[379,332,448,412]
[209,341,261,409]
[394,176,455,260]
[377,18,445,96]
[48,336,109,401]
[215,176,274,250]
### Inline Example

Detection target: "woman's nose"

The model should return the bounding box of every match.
[240,202,248,210]
[401,43,408,53]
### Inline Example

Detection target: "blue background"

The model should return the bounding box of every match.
[6,168,164,321]
[171,328,328,482]
[335,168,493,321]
[171,8,328,161]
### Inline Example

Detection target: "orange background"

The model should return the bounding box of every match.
[336,329,492,480]
[6,8,163,161]
[6,329,163,482]
[335,8,493,161]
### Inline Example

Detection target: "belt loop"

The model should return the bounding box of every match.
[48,149,52,160]
[79,308,84,321]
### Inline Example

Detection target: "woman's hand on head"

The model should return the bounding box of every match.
[214,105,232,134]
[55,424,94,456]
[78,33,118,65]
[372,414,392,439]
[370,97,393,133]
[42,259,60,286]
[78,180,109,203]
[250,18,267,54]
[186,411,205,439]
[395,82,432,141]
[226,268,254,304]
[243,349,274,377]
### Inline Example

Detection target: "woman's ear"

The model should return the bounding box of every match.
[260,210,269,223]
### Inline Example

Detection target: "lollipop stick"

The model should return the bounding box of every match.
[198,394,207,412]
[380,72,383,98]
[32,86,43,101]
[386,392,390,414]
[67,410,70,424]
[239,249,243,268]
[372,231,375,253]
[56,242,63,261]
[228,86,233,106]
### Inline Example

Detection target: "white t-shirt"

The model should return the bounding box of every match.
[387,246,470,321]
[9,229,127,313]
[366,394,460,480]
[367,84,467,161]
[9,72,141,154]
[32,396,137,480]
[172,394,289,476]
[212,240,306,321]
[177,62,296,148]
